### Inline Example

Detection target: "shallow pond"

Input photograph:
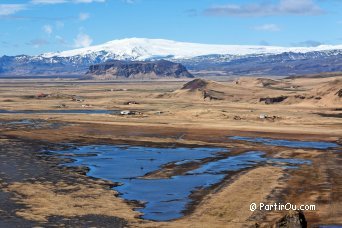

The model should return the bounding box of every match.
[52,144,311,221]
[0,119,65,129]
[0,109,118,115]
[229,136,338,149]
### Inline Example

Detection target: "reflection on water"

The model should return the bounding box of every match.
[0,119,65,129]
[0,109,118,114]
[188,151,266,175]
[229,136,338,149]
[52,144,311,221]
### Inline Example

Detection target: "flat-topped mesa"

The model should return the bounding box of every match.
[84,60,194,80]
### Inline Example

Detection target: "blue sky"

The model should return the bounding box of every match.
[0,0,341,56]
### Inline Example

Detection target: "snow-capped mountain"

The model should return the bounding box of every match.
[1,38,342,77]
[41,37,342,60]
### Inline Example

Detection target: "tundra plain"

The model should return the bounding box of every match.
[0,75,341,227]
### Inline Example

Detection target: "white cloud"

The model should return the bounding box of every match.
[293,40,323,47]
[73,32,93,48]
[73,0,105,3]
[1,1,105,17]
[55,35,67,44]
[0,4,26,16]
[30,0,105,4]
[79,13,90,21]
[253,24,281,32]
[123,0,136,4]
[55,21,64,29]
[43,24,53,35]
[204,0,323,17]
[27,38,49,48]
[31,0,67,4]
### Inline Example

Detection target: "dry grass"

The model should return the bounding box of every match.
[0,77,341,227]
[136,166,283,228]
[6,181,140,222]
[0,77,341,139]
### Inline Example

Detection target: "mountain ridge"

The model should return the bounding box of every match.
[41,38,342,60]
[1,38,342,77]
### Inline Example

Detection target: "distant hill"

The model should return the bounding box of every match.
[83,60,193,80]
[285,72,342,79]
[162,77,342,107]
[308,79,342,105]
[161,78,228,100]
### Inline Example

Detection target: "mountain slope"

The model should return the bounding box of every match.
[1,38,342,77]
[42,38,342,60]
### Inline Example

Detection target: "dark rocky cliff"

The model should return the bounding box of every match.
[84,60,194,79]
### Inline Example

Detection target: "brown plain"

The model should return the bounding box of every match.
[0,75,341,227]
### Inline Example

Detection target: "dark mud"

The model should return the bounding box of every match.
[315,113,342,118]
[0,135,129,227]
